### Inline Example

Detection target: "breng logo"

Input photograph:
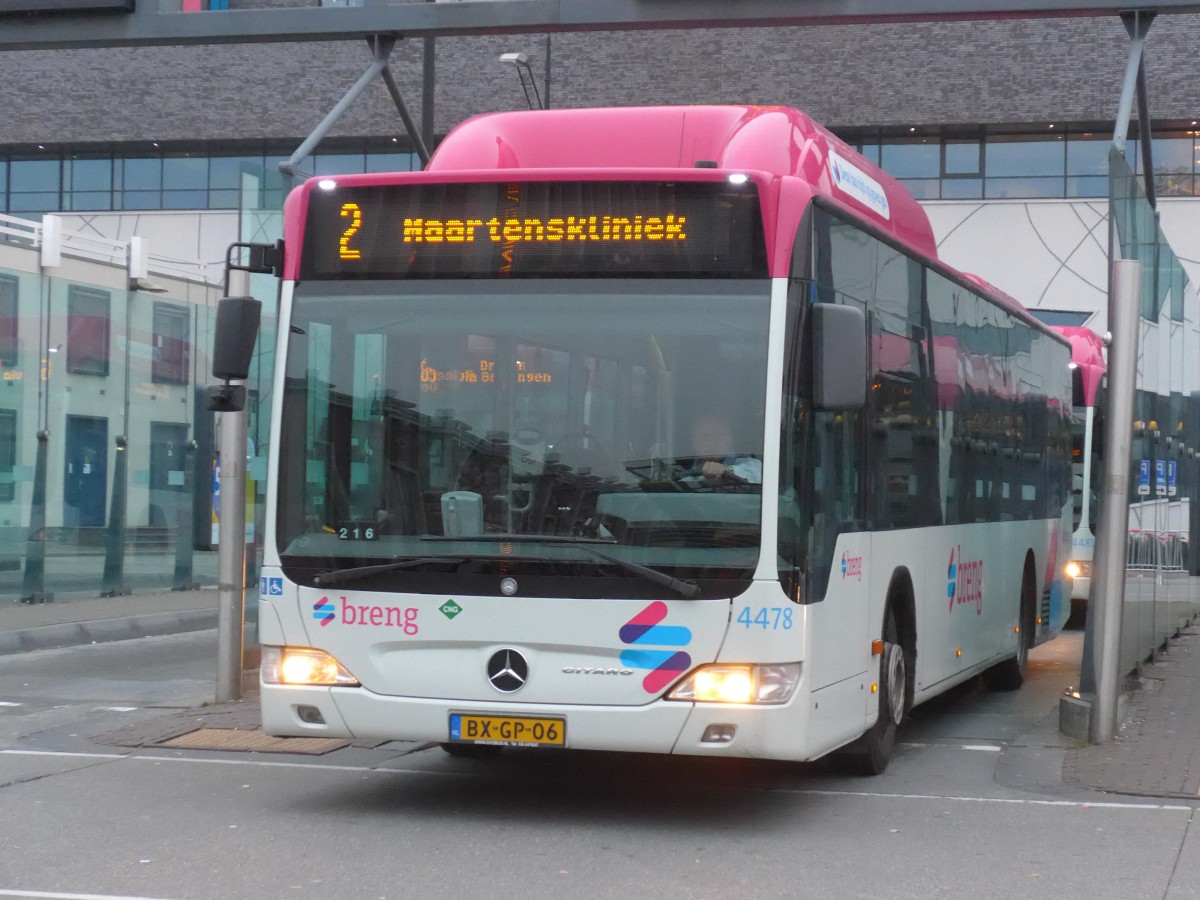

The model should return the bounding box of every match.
[312,597,335,627]
[841,550,863,581]
[947,546,984,615]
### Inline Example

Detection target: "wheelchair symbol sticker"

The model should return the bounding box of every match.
[260,576,284,597]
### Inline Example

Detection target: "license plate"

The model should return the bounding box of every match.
[448,713,566,748]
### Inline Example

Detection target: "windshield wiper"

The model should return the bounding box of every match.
[422,534,700,598]
[313,557,464,588]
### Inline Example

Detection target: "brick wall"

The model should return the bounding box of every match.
[0,14,1196,145]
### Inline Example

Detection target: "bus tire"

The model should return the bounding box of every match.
[844,605,906,776]
[982,557,1036,692]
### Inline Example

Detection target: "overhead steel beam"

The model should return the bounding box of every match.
[1,0,1199,50]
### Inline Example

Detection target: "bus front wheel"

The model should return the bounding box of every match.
[844,606,905,775]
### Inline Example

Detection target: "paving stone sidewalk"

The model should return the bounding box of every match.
[1064,624,1200,799]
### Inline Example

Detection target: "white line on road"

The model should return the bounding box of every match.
[3,747,1193,811]
[0,890,173,900]
[0,702,23,707]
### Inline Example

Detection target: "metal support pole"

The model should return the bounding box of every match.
[172,439,199,590]
[100,434,130,597]
[1113,12,1153,151]
[280,35,395,177]
[1089,258,1141,744]
[379,63,431,166]
[20,431,51,604]
[215,269,251,703]
[421,25,436,154]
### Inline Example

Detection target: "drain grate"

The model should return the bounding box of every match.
[157,728,350,755]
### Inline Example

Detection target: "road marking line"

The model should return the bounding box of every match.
[2,748,1192,810]
[0,890,172,900]
[0,702,23,707]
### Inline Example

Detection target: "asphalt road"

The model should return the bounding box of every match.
[1,628,1198,900]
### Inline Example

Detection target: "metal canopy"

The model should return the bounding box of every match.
[0,0,1197,50]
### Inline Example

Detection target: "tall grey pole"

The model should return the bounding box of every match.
[215,270,250,703]
[1089,258,1140,743]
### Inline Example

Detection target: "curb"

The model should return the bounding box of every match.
[0,608,218,656]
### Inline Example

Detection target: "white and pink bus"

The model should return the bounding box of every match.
[246,105,1073,774]
[1053,326,1107,617]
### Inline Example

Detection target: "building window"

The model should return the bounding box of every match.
[0,275,16,369]
[152,301,190,385]
[67,286,110,376]
[0,409,15,502]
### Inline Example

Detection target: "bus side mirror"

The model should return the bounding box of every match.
[208,295,261,413]
[212,295,261,381]
[813,303,866,410]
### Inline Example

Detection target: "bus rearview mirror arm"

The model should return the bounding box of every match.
[812,303,867,411]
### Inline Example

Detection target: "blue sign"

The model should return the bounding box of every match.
[1156,459,1167,497]
[260,576,283,597]
[1138,459,1151,496]
[1168,460,1178,497]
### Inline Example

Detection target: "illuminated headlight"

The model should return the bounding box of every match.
[261,646,360,687]
[667,663,800,705]
[1064,561,1091,579]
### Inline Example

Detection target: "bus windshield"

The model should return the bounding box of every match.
[276,278,771,598]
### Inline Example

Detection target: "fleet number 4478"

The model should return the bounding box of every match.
[736,607,794,630]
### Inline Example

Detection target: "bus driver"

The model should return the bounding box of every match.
[688,412,763,485]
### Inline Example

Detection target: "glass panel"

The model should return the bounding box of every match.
[10,159,60,193]
[210,155,259,190]
[163,156,209,190]
[276,280,771,599]
[365,152,417,173]
[313,154,365,175]
[67,286,110,376]
[985,137,1065,177]
[941,178,983,199]
[984,177,1063,199]
[119,191,161,210]
[70,192,113,211]
[123,158,162,191]
[1066,138,1110,177]
[8,194,59,214]
[208,189,240,209]
[68,158,113,192]
[0,274,16,368]
[896,178,939,199]
[1066,175,1108,197]
[944,141,981,175]
[880,142,939,178]
[152,301,190,384]
[162,190,208,209]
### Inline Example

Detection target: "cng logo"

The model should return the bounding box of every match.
[440,599,464,620]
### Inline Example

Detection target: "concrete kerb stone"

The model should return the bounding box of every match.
[0,607,218,656]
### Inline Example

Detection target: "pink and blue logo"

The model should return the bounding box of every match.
[312,596,335,627]
[619,601,692,694]
[948,545,984,615]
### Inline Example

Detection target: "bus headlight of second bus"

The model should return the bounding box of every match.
[667,663,800,704]
[1064,560,1089,580]
[261,646,361,687]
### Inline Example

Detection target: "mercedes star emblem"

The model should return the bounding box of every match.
[487,649,529,693]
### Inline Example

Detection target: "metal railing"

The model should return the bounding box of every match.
[0,212,219,286]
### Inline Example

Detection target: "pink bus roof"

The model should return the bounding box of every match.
[1053,325,1107,406]
[284,104,1061,345]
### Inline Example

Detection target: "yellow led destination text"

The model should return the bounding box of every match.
[400,214,688,244]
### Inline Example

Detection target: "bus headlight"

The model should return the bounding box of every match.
[1064,561,1090,579]
[667,663,800,705]
[262,646,360,687]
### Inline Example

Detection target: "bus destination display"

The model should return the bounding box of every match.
[301,180,767,279]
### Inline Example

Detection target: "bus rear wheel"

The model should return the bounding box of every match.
[844,607,905,776]
[982,561,1035,692]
